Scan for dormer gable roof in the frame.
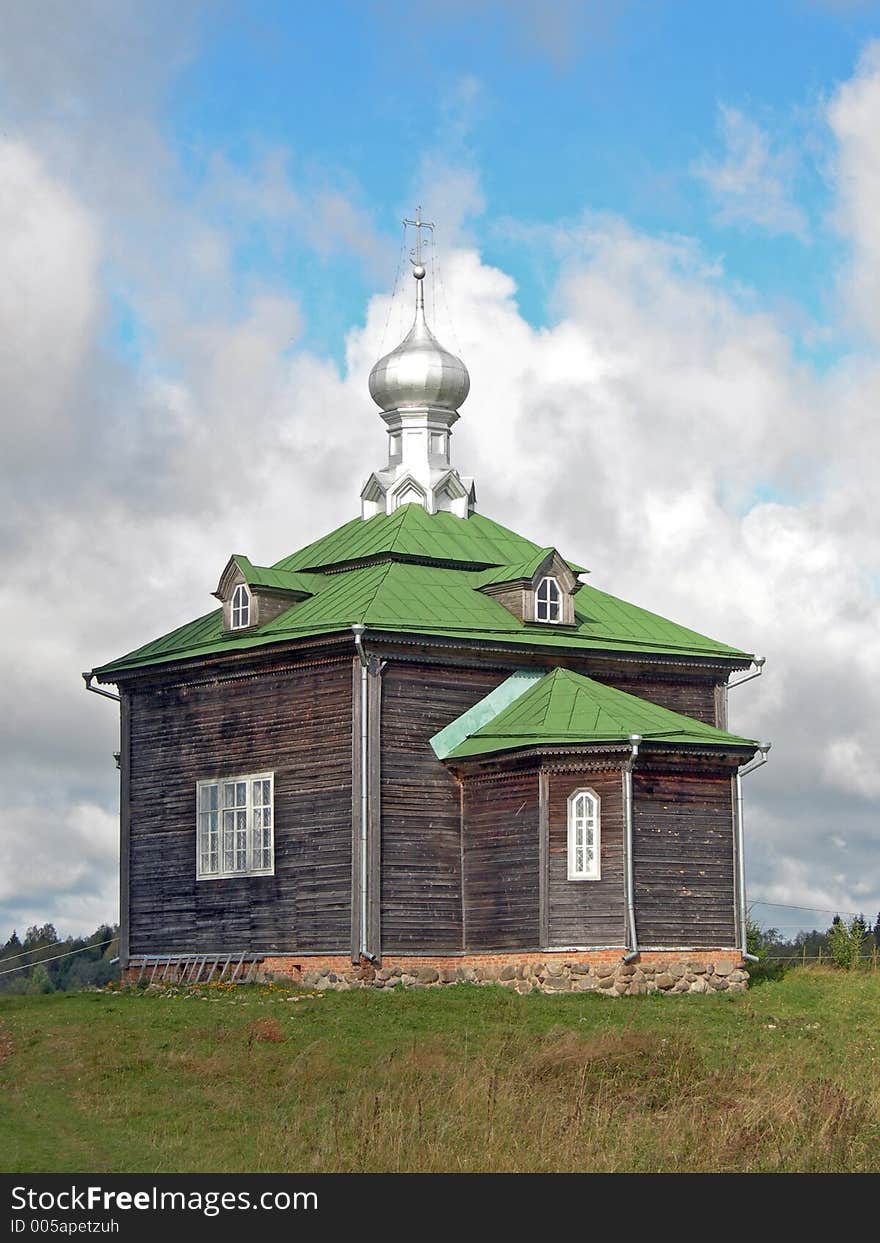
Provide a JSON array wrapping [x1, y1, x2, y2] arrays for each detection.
[[213, 555, 323, 602], [474, 547, 583, 596]]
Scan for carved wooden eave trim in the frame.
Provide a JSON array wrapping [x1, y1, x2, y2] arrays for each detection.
[[98, 631, 353, 688], [97, 624, 749, 689], [447, 744, 631, 781], [356, 630, 750, 674], [118, 650, 354, 694], [447, 739, 753, 781]]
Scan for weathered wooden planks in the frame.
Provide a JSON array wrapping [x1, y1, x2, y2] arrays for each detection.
[[128, 656, 353, 956], [462, 771, 540, 950], [632, 771, 737, 947], [379, 662, 506, 952]]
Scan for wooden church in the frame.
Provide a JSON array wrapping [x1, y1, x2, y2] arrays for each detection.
[[87, 221, 768, 996]]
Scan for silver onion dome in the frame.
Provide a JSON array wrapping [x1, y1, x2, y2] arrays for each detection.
[[369, 270, 470, 413]]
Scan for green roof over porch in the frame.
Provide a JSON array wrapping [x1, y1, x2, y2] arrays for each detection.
[[440, 667, 757, 760]]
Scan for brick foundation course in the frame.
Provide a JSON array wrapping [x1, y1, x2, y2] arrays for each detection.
[[125, 949, 748, 995]]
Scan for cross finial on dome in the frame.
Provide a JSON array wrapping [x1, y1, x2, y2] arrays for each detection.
[[403, 205, 433, 278]]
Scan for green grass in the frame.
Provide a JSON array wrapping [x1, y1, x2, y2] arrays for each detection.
[[1, 969, 878, 1173]]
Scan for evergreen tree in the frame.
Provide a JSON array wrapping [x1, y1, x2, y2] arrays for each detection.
[[27, 964, 54, 995]]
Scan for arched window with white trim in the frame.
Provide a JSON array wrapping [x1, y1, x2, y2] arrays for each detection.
[[231, 583, 250, 629], [536, 576, 562, 623], [567, 788, 600, 880]]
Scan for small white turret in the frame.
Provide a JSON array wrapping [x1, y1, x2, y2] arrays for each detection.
[[361, 210, 475, 520]]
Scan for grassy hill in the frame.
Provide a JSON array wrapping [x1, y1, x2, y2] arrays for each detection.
[[1, 968, 878, 1173]]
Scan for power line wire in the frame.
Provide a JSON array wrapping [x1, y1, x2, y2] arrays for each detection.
[[0, 938, 115, 978], [750, 901, 873, 919], [0, 936, 84, 963]]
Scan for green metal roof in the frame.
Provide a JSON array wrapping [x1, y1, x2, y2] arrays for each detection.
[[275, 505, 586, 573], [93, 509, 752, 677], [442, 667, 757, 759]]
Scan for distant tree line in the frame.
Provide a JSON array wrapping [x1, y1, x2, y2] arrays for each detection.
[[2, 912, 876, 993], [749, 911, 880, 970], [0, 924, 119, 994]]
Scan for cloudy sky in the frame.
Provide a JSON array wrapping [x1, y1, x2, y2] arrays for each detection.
[[2, 0, 878, 939]]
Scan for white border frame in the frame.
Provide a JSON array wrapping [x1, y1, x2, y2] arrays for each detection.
[[536, 575, 562, 624], [230, 582, 251, 630], [195, 770, 275, 881], [567, 787, 601, 881]]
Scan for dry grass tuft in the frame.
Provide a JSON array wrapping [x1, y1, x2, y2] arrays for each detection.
[[246, 1018, 285, 1045], [0, 1020, 14, 1065]]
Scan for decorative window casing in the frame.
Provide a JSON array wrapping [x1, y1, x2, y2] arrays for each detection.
[[196, 772, 274, 879], [536, 576, 562, 623], [567, 788, 600, 880], [230, 583, 251, 629]]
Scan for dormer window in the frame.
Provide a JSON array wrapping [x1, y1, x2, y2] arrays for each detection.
[[231, 583, 250, 629], [536, 576, 562, 623]]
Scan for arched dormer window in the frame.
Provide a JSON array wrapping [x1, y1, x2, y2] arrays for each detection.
[[567, 789, 600, 880], [536, 576, 562, 623], [231, 583, 251, 630]]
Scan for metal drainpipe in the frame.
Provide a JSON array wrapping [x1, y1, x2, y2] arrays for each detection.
[[82, 672, 121, 702], [724, 657, 765, 730], [735, 742, 771, 964], [622, 733, 642, 964], [351, 626, 369, 961]]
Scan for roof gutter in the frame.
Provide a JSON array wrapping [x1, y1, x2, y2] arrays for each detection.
[[729, 655, 765, 689], [735, 742, 771, 964], [622, 733, 642, 964]]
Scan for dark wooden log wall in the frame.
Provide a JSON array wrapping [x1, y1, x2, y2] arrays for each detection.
[[589, 674, 719, 726], [546, 769, 626, 947], [632, 771, 737, 948], [379, 662, 505, 952], [462, 771, 540, 950], [394, 644, 727, 727], [128, 656, 352, 956]]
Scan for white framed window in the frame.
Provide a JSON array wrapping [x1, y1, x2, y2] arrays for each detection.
[[567, 788, 600, 880], [196, 772, 274, 880], [230, 583, 251, 629], [430, 431, 446, 456], [536, 576, 562, 623], [389, 432, 402, 459]]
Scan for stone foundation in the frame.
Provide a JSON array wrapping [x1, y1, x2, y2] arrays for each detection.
[[124, 949, 748, 995]]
